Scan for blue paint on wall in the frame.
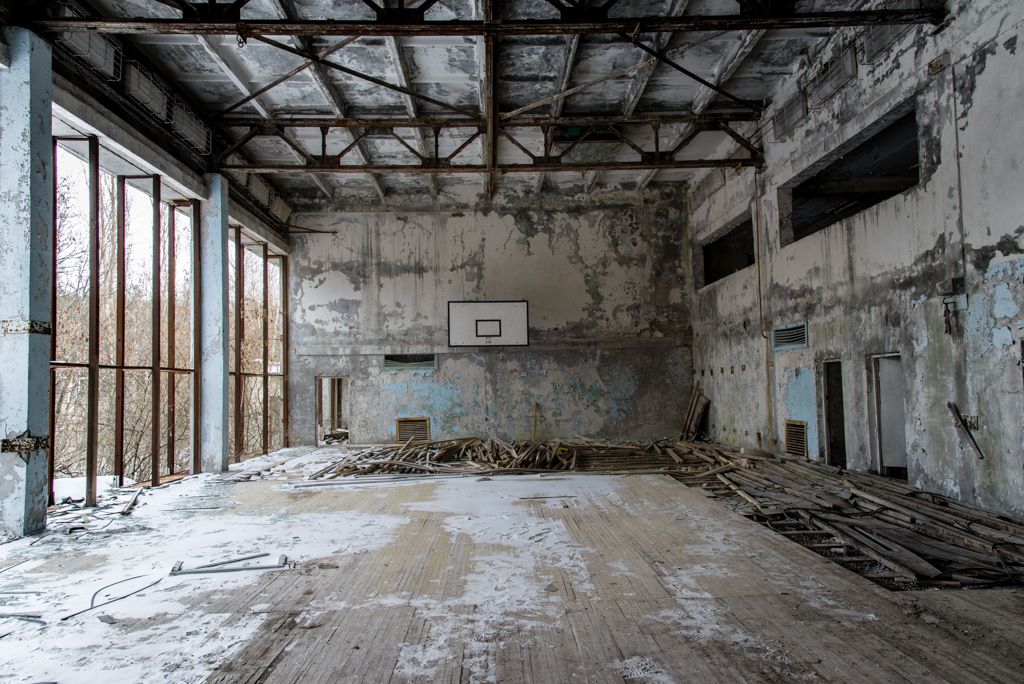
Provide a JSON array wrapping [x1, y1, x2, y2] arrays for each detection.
[[783, 367, 819, 457]]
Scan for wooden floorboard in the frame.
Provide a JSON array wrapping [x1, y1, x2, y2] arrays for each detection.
[[204, 474, 1024, 683]]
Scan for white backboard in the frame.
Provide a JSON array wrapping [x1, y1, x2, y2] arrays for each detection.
[[448, 301, 529, 347]]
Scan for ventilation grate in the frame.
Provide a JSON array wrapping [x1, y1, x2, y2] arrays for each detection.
[[772, 322, 809, 351], [807, 46, 857, 107], [396, 417, 430, 443], [383, 354, 436, 371], [784, 420, 808, 459], [862, 23, 912, 63], [773, 92, 808, 139]]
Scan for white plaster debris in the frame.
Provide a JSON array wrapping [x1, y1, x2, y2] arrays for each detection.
[[614, 655, 678, 684], [0, 455, 407, 683]]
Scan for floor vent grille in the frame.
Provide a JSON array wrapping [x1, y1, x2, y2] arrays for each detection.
[[784, 420, 808, 459], [396, 417, 431, 443]]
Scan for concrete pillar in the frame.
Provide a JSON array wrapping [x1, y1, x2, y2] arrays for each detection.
[[198, 174, 230, 473], [0, 29, 53, 539]]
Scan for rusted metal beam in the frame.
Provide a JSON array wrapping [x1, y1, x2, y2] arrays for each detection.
[[114, 176, 127, 486], [150, 175, 162, 488], [23, 10, 946, 36], [219, 158, 761, 174], [167, 205, 177, 475], [191, 199, 202, 474], [280, 255, 290, 448], [233, 225, 243, 462], [86, 136, 100, 508], [219, 111, 759, 128], [261, 242, 269, 456]]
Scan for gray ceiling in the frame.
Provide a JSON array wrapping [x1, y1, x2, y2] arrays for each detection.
[[81, 0, 856, 203]]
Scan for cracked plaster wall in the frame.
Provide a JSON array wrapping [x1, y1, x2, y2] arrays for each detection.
[[688, 0, 1024, 515], [288, 190, 691, 444]]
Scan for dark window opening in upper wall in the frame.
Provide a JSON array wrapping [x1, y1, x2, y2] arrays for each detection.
[[787, 110, 919, 243], [701, 218, 756, 287], [383, 354, 437, 371]]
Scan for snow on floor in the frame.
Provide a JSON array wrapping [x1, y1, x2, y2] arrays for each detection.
[[0, 448, 406, 684]]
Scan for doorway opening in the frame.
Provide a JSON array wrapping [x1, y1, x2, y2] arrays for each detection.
[[316, 376, 349, 445], [871, 354, 908, 480], [823, 360, 848, 468]]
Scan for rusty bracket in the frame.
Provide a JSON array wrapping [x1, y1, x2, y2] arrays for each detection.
[[1, 431, 49, 455], [1, 319, 51, 335]]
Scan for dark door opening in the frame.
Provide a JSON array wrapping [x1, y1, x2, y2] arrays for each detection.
[[823, 361, 847, 468], [874, 355, 908, 480], [316, 376, 349, 445]]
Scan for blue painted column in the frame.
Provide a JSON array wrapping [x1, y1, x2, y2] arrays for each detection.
[[198, 174, 230, 473], [0, 29, 53, 539]]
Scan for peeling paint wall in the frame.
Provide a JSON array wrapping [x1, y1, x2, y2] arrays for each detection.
[[288, 190, 690, 444], [688, 0, 1024, 515]]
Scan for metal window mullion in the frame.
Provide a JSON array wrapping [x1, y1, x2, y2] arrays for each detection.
[[233, 225, 243, 462], [167, 205, 176, 475], [85, 136, 101, 508], [191, 200, 202, 474], [261, 243, 269, 455], [280, 255, 289, 448], [47, 139, 59, 507], [150, 175, 161, 487], [114, 176, 127, 486]]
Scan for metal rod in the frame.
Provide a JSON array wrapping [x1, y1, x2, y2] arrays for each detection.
[[218, 158, 762, 174], [114, 176, 127, 486], [150, 175, 161, 488], [24, 10, 946, 36], [191, 200, 202, 474], [280, 255, 290, 448], [167, 206, 177, 475], [261, 242, 269, 456], [47, 138, 58, 507], [233, 225, 243, 462], [218, 111, 759, 128], [85, 136, 100, 508]]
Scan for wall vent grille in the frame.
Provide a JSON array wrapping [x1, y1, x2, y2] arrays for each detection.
[[807, 46, 857, 106], [396, 417, 431, 443], [772, 322, 809, 351], [383, 354, 437, 371], [784, 420, 808, 459], [773, 92, 808, 139], [862, 23, 912, 63]]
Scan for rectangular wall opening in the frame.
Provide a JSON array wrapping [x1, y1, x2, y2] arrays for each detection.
[[316, 376, 349, 445], [383, 354, 437, 371], [783, 109, 919, 244], [873, 354, 908, 480], [699, 217, 755, 287], [822, 360, 847, 468]]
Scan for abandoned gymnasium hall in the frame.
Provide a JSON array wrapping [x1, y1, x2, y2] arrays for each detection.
[[2, 0, 1024, 681]]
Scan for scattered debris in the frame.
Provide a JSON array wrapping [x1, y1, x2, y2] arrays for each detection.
[[170, 553, 292, 576], [61, 574, 163, 622], [674, 442, 1024, 590]]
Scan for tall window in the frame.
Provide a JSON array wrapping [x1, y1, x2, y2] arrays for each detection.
[[50, 136, 198, 504], [228, 228, 287, 461]]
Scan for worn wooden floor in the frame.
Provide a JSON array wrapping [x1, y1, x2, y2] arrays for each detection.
[[206, 474, 1024, 683]]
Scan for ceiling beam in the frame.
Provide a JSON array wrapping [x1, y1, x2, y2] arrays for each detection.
[[272, 0, 386, 201], [385, 35, 438, 197], [218, 111, 760, 129], [22, 9, 946, 36], [220, 158, 762, 174], [195, 35, 334, 199], [534, 33, 579, 193], [635, 29, 766, 191], [584, 0, 691, 192]]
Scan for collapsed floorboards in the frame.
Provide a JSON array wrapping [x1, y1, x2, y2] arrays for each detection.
[[206, 473, 1024, 683]]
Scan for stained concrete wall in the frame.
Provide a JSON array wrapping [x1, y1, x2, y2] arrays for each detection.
[[288, 190, 691, 444], [688, 0, 1024, 515]]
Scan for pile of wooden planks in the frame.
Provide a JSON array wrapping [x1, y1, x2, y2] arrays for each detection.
[[308, 437, 708, 480], [673, 442, 1024, 589]]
